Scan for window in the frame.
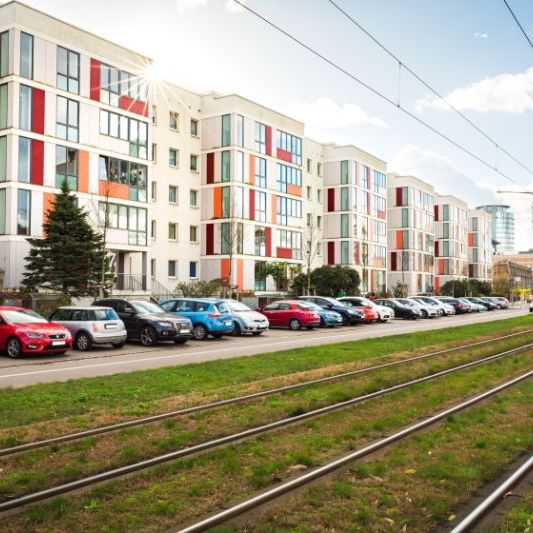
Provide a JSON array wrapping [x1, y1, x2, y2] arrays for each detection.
[[151, 219, 156, 239], [341, 213, 349, 238], [19, 32, 33, 79], [150, 258, 156, 277], [19, 85, 32, 131], [169, 111, 179, 130], [18, 137, 31, 183], [0, 188, 5, 234], [0, 32, 8, 79], [128, 118, 148, 159], [277, 163, 302, 192], [56, 96, 79, 142], [317, 215, 322, 229], [55, 145, 78, 189], [98, 156, 147, 201], [402, 230, 409, 249], [255, 227, 266, 256], [341, 187, 349, 211], [442, 240, 450, 257], [190, 118, 198, 136], [255, 261, 267, 291], [57, 46, 79, 93], [17, 189, 31, 235], [276, 130, 302, 165], [0, 136, 6, 182], [340, 160, 349, 184], [317, 162, 322, 177], [168, 222, 177, 240], [168, 260, 177, 278], [98, 203, 146, 244], [401, 208, 408, 228], [307, 186, 312, 200], [277, 229, 302, 258], [341, 241, 349, 264], [255, 157, 266, 188], [189, 261, 198, 278], [0, 83, 6, 130], [236, 115, 244, 147], [152, 143, 157, 162], [442, 204, 449, 221], [372, 170, 386, 191], [151, 181, 157, 201], [306, 158, 311, 172], [169, 148, 178, 167], [168, 185, 178, 204], [189, 225, 198, 242], [221, 150, 231, 182], [221, 221, 243, 254], [235, 151, 244, 182], [361, 165, 369, 189], [190, 154, 198, 172], [276, 196, 302, 225], [317, 189, 322, 204], [254, 122, 266, 154], [190, 189, 198, 207], [221, 114, 231, 146], [255, 190, 266, 222], [443, 222, 449, 239]]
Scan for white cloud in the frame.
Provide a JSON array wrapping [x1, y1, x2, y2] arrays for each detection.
[[474, 32, 488, 39], [416, 67, 533, 113], [226, 0, 247, 12], [175, 0, 206, 13], [286, 98, 387, 139]]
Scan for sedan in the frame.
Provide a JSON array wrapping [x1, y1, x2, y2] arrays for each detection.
[[410, 296, 455, 316], [303, 302, 343, 327], [435, 297, 469, 314], [397, 298, 439, 318], [464, 297, 496, 311], [258, 301, 321, 330], [374, 299, 420, 320], [295, 296, 365, 325], [0, 306, 72, 358]]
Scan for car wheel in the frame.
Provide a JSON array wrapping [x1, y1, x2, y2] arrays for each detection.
[[75, 332, 92, 351], [174, 338, 188, 344], [421, 310, 428, 318], [288, 318, 301, 330], [233, 322, 242, 336], [193, 324, 208, 340], [140, 326, 158, 347], [6, 337, 22, 358], [113, 341, 126, 348]]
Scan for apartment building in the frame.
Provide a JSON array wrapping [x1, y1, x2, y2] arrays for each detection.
[[467, 208, 492, 282], [0, 1, 152, 290], [322, 144, 387, 293], [386, 174, 435, 295], [434, 194, 469, 292]]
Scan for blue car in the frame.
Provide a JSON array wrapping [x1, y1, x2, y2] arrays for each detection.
[[304, 301, 343, 327], [160, 298, 233, 340]]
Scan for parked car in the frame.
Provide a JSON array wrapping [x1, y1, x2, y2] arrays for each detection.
[[435, 296, 469, 314], [295, 296, 365, 325], [49, 306, 127, 351], [374, 299, 420, 320], [464, 297, 496, 311], [411, 296, 455, 316], [457, 298, 480, 312], [93, 299, 192, 346], [258, 300, 321, 330], [480, 296, 505, 309], [160, 298, 233, 340], [303, 301, 343, 327], [223, 299, 269, 336], [491, 296, 510, 309], [336, 297, 380, 323], [529, 300, 533, 313], [0, 306, 72, 358], [397, 298, 439, 318]]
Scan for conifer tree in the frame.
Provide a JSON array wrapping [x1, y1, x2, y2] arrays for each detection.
[[22, 180, 112, 298]]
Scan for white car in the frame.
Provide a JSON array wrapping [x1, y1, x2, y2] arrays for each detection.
[[224, 299, 269, 335], [411, 296, 455, 316], [397, 298, 439, 318]]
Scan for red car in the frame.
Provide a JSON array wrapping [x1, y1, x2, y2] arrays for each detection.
[[258, 300, 321, 330], [0, 306, 72, 358], [337, 296, 380, 323]]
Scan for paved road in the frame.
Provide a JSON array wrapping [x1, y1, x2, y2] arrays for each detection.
[[0, 309, 529, 388]]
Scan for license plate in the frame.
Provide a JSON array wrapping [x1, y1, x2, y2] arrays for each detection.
[[51, 340, 65, 346], [225, 321, 232, 326], [180, 329, 190, 334], [258, 325, 267, 329], [105, 323, 118, 329]]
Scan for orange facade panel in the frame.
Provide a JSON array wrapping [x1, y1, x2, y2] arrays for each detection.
[[221, 258, 230, 280], [287, 184, 302, 197], [395, 230, 403, 249], [78, 150, 89, 193], [237, 258, 244, 289], [468, 232, 473, 246], [43, 192, 55, 228], [99, 180, 129, 200], [249, 155, 255, 186], [213, 187, 222, 218], [271, 194, 276, 224]]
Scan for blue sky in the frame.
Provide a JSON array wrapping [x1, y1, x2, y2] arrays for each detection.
[[18, 0, 533, 250]]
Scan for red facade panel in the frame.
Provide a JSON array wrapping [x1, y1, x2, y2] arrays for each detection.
[[265, 126, 272, 156], [265, 227, 272, 257], [327, 242, 335, 265], [249, 189, 255, 221], [391, 251, 397, 271], [434, 241, 439, 256], [206, 223, 214, 255], [206, 153, 215, 184], [434, 205, 439, 221], [276, 247, 292, 259], [119, 95, 149, 117], [276, 148, 292, 162], [31, 139, 44, 185], [327, 188, 335, 212], [396, 187, 402, 207], [31, 88, 45, 134], [90, 58, 101, 101]]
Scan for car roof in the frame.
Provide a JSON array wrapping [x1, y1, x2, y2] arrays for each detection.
[[162, 298, 219, 303], [57, 306, 113, 310], [0, 305, 27, 311]]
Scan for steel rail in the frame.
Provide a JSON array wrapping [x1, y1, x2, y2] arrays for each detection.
[[0, 344, 530, 513], [1, 330, 530, 458], [450, 454, 533, 532], [177, 371, 533, 532]]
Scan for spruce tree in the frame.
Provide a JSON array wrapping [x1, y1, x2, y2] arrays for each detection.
[[22, 180, 111, 298]]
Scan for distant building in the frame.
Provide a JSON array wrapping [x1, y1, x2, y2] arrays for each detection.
[[492, 258, 532, 298], [467, 208, 492, 282], [478, 205, 515, 254]]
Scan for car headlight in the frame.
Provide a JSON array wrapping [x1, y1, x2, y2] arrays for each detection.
[[24, 331, 46, 339], [157, 321, 172, 327]]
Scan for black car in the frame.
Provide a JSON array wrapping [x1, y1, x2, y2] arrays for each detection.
[[435, 297, 469, 314], [92, 299, 193, 346], [465, 297, 497, 311], [374, 299, 419, 320], [295, 296, 365, 325]]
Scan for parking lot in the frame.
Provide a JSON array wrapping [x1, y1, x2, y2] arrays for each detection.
[[0, 307, 528, 388]]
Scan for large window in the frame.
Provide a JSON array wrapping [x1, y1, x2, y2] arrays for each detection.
[[55, 145, 78, 189], [255, 227, 266, 256], [255, 261, 267, 291], [341, 241, 349, 264], [0, 32, 9, 78], [277, 229, 302, 258], [221, 150, 231, 182], [18, 137, 31, 183], [221, 221, 243, 254], [255, 190, 266, 222], [277, 163, 302, 192], [340, 160, 349, 184], [0, 188, 5, 234], [341, 213, 349, 238], [254, 122, 266, 154], [19, 85, 32, 131], [340, 187, 349, 211], [372, 170, 386, 191], [442, 204, 449, 221], [57, 46, 80, 93], [277, 196, 302, 225], [19, 32, 33, 79], [100, 64, 148, 106], [221, 114, 231, 146], [17, 189, 31, 235], [0, 84, 6, 130], [98, 155, 147, 202], [57, 96, 79, 142], [255, 157, 266, 188], [0, 136, 6, 182], [276, 130, 302, 165], [99, 110, 148, 159], [221, 186, 230, 218], [236, 115, 244, 147], [401, 208, 408, 228], [361, 165, 369, 189]]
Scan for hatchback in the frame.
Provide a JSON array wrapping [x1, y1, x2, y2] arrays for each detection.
[[295, 296, 364, 325], [160, 298, 233, 340], [435, 297, 469, 314], [223, 299, 269, 336], [411, 296, 455, 316], [0, 306, 72, 358], [374, 299, 420, 320], [258, 301, 321, 330], [50, 306, 127, 351], [397, 298, 439, 318], [302, 301, 343, 327], [337, 296, 381, 323]]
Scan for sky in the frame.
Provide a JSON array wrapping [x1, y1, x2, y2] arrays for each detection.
[[15, 0, 533, 250]]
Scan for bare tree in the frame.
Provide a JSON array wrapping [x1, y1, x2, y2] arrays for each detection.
[[361, 223, 369, 294], [302, 216, 320, 294], [220, 194, 244, 297]]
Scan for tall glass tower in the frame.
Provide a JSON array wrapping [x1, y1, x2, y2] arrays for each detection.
[[477, 205, 515, 254]]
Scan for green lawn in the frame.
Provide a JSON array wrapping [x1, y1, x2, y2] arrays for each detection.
[[0, 315, 530, 429]]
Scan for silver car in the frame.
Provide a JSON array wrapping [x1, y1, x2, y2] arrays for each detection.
[[224, 299, 269, 335], [397, 298, 439, 318], [49, 306, 127, 351], [411, 296, 455, 316]]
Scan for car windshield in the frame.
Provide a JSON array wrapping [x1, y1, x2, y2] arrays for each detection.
[[2, 309, 48, 325], [93, 308, 119, 321], [298, 303, 316, 310], [227, 301, 252, 312], [131, 301, 164, 314], [398, 299, 416, 307], [327, 298, 350, 308]]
